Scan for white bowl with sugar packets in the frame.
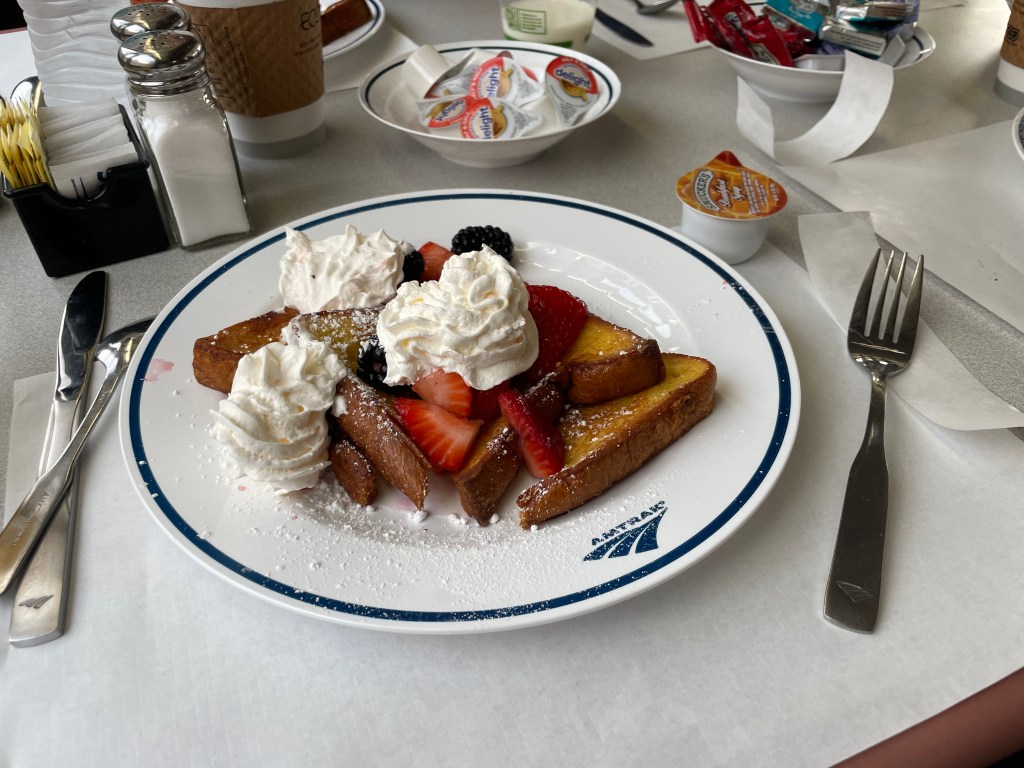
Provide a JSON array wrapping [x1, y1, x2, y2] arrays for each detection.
[[358, 40, 621, 168]]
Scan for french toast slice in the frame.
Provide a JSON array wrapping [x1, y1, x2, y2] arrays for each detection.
[[556, 315, 664, 404], [334, 374, 431, 509], [291, 307, 381, 371], [329, 433, 378, 506], [192, 308, 299, 393], [452, 380, 565, 524], [517, 354, 716, 528], [321, 0, 372, 45]]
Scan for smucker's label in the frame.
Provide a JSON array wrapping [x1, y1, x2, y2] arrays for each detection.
[[676, 151, 787, 219]]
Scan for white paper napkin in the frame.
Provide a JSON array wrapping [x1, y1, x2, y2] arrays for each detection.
[[323, 23, 418, 93], [783, 120, 1024, 335], [736, 53, 894, 165], [3, 373, 51, 524], [798, 211, 1024, 431], [592, 0, 703, 59]]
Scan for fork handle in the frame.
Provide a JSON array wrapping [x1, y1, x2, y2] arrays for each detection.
[[824, 372, 890, 633]]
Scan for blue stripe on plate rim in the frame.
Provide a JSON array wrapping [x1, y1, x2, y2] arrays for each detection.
[[127, 191, 793, 624]]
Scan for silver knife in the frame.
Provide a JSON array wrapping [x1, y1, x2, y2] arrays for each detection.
[[595, 8, 655, 46], [9, 271, 107, 647]]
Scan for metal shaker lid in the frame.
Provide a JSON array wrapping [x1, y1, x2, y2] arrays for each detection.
[[118, 30, 208, 95], [110, 3, 190, 41]]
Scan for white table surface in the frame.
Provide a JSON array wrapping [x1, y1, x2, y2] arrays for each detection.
[[3, 2, 1024, 766]]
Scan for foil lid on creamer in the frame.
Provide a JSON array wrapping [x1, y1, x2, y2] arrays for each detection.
[[676, 151, 787, 219]]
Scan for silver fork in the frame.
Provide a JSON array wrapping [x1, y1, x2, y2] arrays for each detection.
[[824, 249, 924, 633]]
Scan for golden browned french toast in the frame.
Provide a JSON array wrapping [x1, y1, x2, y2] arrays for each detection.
[[292, 307, 381, 371], [329, 433, 378, 506], [517, 354, 716, 529], [556, 315, 664, 404], [453, 380, 565, 524], [193, 308, 299, 394], [334, 374, 431, 509]]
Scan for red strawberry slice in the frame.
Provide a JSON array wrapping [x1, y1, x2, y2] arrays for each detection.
[[418, 241, 454, 281], [412, 370, 473, 417], [469, 381, 511, 422], [498, 390, 565, 478], [394, 398, 482, 472], [520, 284, 588, 386]]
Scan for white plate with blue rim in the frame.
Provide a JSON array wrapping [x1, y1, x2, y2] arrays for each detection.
[[120, 189, 800, 634], [320, 0, 384, 59]]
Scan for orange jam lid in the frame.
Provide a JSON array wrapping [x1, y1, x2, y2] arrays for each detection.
[[676, 151, 787, 220]]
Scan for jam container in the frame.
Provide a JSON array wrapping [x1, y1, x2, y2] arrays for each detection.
[[676, 151, 787, 265]]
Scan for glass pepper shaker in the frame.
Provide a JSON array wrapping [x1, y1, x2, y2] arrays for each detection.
[[117, 30, 252, 250]]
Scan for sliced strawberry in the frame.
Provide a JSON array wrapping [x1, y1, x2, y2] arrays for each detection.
[[520, 284, 588, 386], [470, 381, 511, 422], [393, 398, 482, 472], [498, 390, 565, 478], [412, 370, 473, 417], [418, 241, 454, 281]]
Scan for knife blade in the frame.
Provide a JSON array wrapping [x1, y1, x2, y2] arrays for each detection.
[[595, 8, 655, 46], [9, 270, 106, 646]]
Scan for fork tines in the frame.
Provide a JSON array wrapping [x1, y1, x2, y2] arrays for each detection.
[[850, 249, 924, 347]]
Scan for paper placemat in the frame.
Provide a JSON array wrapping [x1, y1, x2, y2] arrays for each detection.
[[324, 23, 418, 92], [798, 212, 1024, 431], [783, 120, 1024, 336], [592, 0, 703, 59]]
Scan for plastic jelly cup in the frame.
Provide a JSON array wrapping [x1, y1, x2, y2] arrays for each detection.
[[676, 151, 787, 265]]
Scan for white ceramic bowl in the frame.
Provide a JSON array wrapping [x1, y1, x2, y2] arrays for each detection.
[[713, 27, 936, 104], [358, 40, 621, 168]]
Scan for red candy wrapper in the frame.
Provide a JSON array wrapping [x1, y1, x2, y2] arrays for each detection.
[[742, 15, 794, 66], [706, 0, 753, 56]]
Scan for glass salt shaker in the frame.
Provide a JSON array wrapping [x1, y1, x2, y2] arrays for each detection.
[[110, 3, 191, 41], [117, 30, 252, 250]]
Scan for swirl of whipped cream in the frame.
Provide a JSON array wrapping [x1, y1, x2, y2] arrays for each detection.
[[377, 247, 538, 390], [279, 225, 407, 313], [211, 341, 344, 493]]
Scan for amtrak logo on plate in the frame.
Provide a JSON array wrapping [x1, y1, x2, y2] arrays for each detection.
[[584, 500, 666, 561]]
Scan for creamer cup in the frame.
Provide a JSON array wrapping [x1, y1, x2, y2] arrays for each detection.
[[544, 55, 599, 126], [469, 54, 546, 107], [401, 45, 456, 99], [418, 95, 474, 136], [676, 151, 787, 264], [425, 49, 497, 99], [460, 98, 543, 139]]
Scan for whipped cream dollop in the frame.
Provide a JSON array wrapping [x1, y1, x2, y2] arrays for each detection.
[[211, 340, 345, 493], [279, 225, 407, 313], [377, 247, 538, 390]]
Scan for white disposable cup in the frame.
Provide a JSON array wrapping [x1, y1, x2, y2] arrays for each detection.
[[499, 0, 597, 52], [679, 202, 780, 265]]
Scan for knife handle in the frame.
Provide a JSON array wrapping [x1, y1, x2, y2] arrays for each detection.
[[0, 448, 76, 594], [0, 351, 127, 594], [9, 480, 77, 646]]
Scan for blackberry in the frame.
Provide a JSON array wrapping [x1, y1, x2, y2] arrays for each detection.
[[402, 249, 425, 284], [451, 226, 514, 263], [356, 338, 412, 396]]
